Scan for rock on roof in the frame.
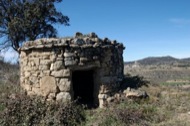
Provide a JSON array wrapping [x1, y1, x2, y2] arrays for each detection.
[[19, 32, 124, 51]]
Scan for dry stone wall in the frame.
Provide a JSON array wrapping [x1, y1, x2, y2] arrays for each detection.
[[19, 32, 125, 108]]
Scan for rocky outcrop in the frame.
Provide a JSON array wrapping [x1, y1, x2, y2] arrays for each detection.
[[124, 87, 148, 99]]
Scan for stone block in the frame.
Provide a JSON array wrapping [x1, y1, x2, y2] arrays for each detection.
[[65, 58, 78, 66], [42, 70, 50, 76], [33, 83, 40, 88], [50, 55, 56, 62], [20, 51, 26, 56], [39, 64, 50, 70], [29, 76, 38, 84], [48, 93, 56, 100], [42, 55, 50, 59], [50, 61, 64, 70], [80, 57, 88, 62], [23, 84, 32, 91], [99, 85, 110, 94], [64, 52, 75, 58], [33, 58, 40, 66], [98, 94, 108, 99], [40, 60, 52, 65], [25, 71, 31, 78], [22, 59, 28, 66], [56, 92, 71, 102], [40, 76, 57, 96], [58, 78, 71, 92], [51, 69, 70, 77], [89, 32, 97, 38], [32, 87, 41, 96], [73, 38, 84, 45], [99, 99, 107, 108]]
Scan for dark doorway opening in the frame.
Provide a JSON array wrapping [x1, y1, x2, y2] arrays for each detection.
[[72, 70, 94, 107]]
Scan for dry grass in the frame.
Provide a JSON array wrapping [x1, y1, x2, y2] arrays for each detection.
[[82, 84, 190, 126], [1, 60, 190, 125]]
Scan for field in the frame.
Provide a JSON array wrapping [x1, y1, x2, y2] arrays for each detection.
[[0, 57, 190, 125]]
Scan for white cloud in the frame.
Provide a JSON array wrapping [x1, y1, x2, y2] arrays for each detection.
[[169, 18, 190, 25]]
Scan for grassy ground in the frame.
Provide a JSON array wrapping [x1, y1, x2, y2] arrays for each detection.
[[81, 84, 190, 126], [0, 60, 190, 125], [1, 82, 190, 126]]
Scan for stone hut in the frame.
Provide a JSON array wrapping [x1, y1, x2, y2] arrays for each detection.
[[19, 32, 125, 108]]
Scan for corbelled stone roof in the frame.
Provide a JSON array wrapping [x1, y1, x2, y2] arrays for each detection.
[[20, 32, 124, 51]]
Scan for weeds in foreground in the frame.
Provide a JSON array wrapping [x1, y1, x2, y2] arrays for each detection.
[[0, 93, 85, 126], [83, 84, 190, 126], [0, 60, 190, 126]]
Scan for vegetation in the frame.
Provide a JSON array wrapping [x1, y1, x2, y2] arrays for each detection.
[[0, 59, 190, 125], [82, 84, 190, 126], [0, 94, 85, 126], [121, 74, 149, 89], [0, 0, 69, 52]]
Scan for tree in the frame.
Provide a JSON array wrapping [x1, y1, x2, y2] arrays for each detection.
[[0, 0, 69, 52]]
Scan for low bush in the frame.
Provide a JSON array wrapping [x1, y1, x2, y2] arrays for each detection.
[[121, 74, 150, 90], [0, 94, 85, 126]]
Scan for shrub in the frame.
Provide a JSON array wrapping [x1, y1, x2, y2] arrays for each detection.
[[0, 94, 85, 126], [121, 74, 149, 89]]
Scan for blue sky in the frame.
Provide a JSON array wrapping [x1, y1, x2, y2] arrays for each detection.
[[55, 0, 190, 61], [1, 0, 190, 62]]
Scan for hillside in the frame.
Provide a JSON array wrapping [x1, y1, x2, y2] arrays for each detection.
[[0, 60, 19, 85], [125, 56, 190, 66], [124, 56, 190, 84]]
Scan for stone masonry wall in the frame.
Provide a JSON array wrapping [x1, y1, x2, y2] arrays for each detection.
[[19, 32, 125, 108]]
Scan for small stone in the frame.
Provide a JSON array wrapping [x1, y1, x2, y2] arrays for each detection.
[[23, 84, 32, 91], [32, 87, 41, 96], [39, 64, 49, 70], [99, 99, 107, 108], [124, 89, 148, 99], [50, 55, 56, 62], [103, 38, 108, 42], [60, 38, 66, 43], [25, 71, 31, 78], [73, 38, 84, 45], [58, 78, 71, 92], [29, 76, 38, 84], [48, 93, 56, 100], [98, 94, 108, 99], [111, 40, 117, 45], [50, 61, 63, 70], [56, 92, 71, 102], [51, 69, 70, 77], [75, 32, 83, 38], [89, 32, 97, 38], [65, 57, 78, 66], [64, 52, 75, 58], [93, 56, 99, 60], [40, 60, 52, 65], [20, 51, 27, 58], [107, 97, 115, 103], [80, 57, 88, 62]]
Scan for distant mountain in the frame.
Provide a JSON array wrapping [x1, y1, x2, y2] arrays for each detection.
[[125, 56, 190, 66], [182, 58, 190, 62], [124, 56, 190, 84]]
